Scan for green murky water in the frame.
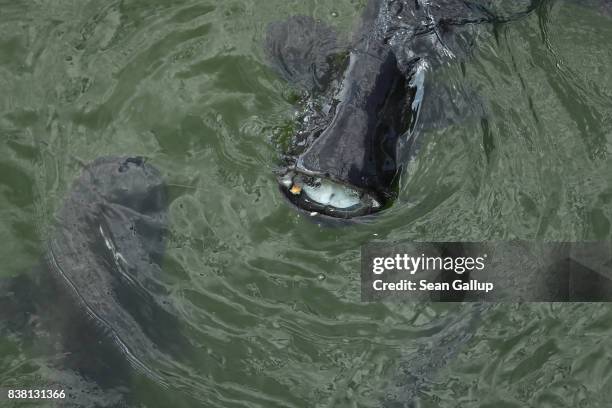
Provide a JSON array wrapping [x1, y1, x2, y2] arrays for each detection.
[[1, 0, 612, 407]]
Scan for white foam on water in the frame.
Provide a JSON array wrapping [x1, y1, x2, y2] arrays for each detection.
[[280, 173, 293, 188]]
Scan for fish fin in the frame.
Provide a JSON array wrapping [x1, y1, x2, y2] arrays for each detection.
[[264, 15, 346, 92]]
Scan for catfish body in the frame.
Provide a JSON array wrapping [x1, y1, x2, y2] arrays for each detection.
[[43, 156, 219, 399]]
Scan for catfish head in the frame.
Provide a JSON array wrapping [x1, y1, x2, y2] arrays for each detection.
[[266, 2, 429, 219], [265, 0, 541, 219]]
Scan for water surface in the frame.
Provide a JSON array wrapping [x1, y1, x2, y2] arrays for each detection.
[[1, 1, 612, 407]]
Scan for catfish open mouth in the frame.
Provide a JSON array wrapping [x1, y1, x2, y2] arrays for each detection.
[[266, 2, 425, 221], [279, 171, 383, 218]]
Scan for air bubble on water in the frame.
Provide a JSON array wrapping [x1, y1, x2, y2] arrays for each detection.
[[317, 273, 326, 281], [331, 11, 338, 18]]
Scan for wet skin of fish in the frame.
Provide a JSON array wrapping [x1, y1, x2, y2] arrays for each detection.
[[267, 0, 547, 219]]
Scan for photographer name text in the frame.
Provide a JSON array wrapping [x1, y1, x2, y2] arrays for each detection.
[[371, 254, 494, 293]]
